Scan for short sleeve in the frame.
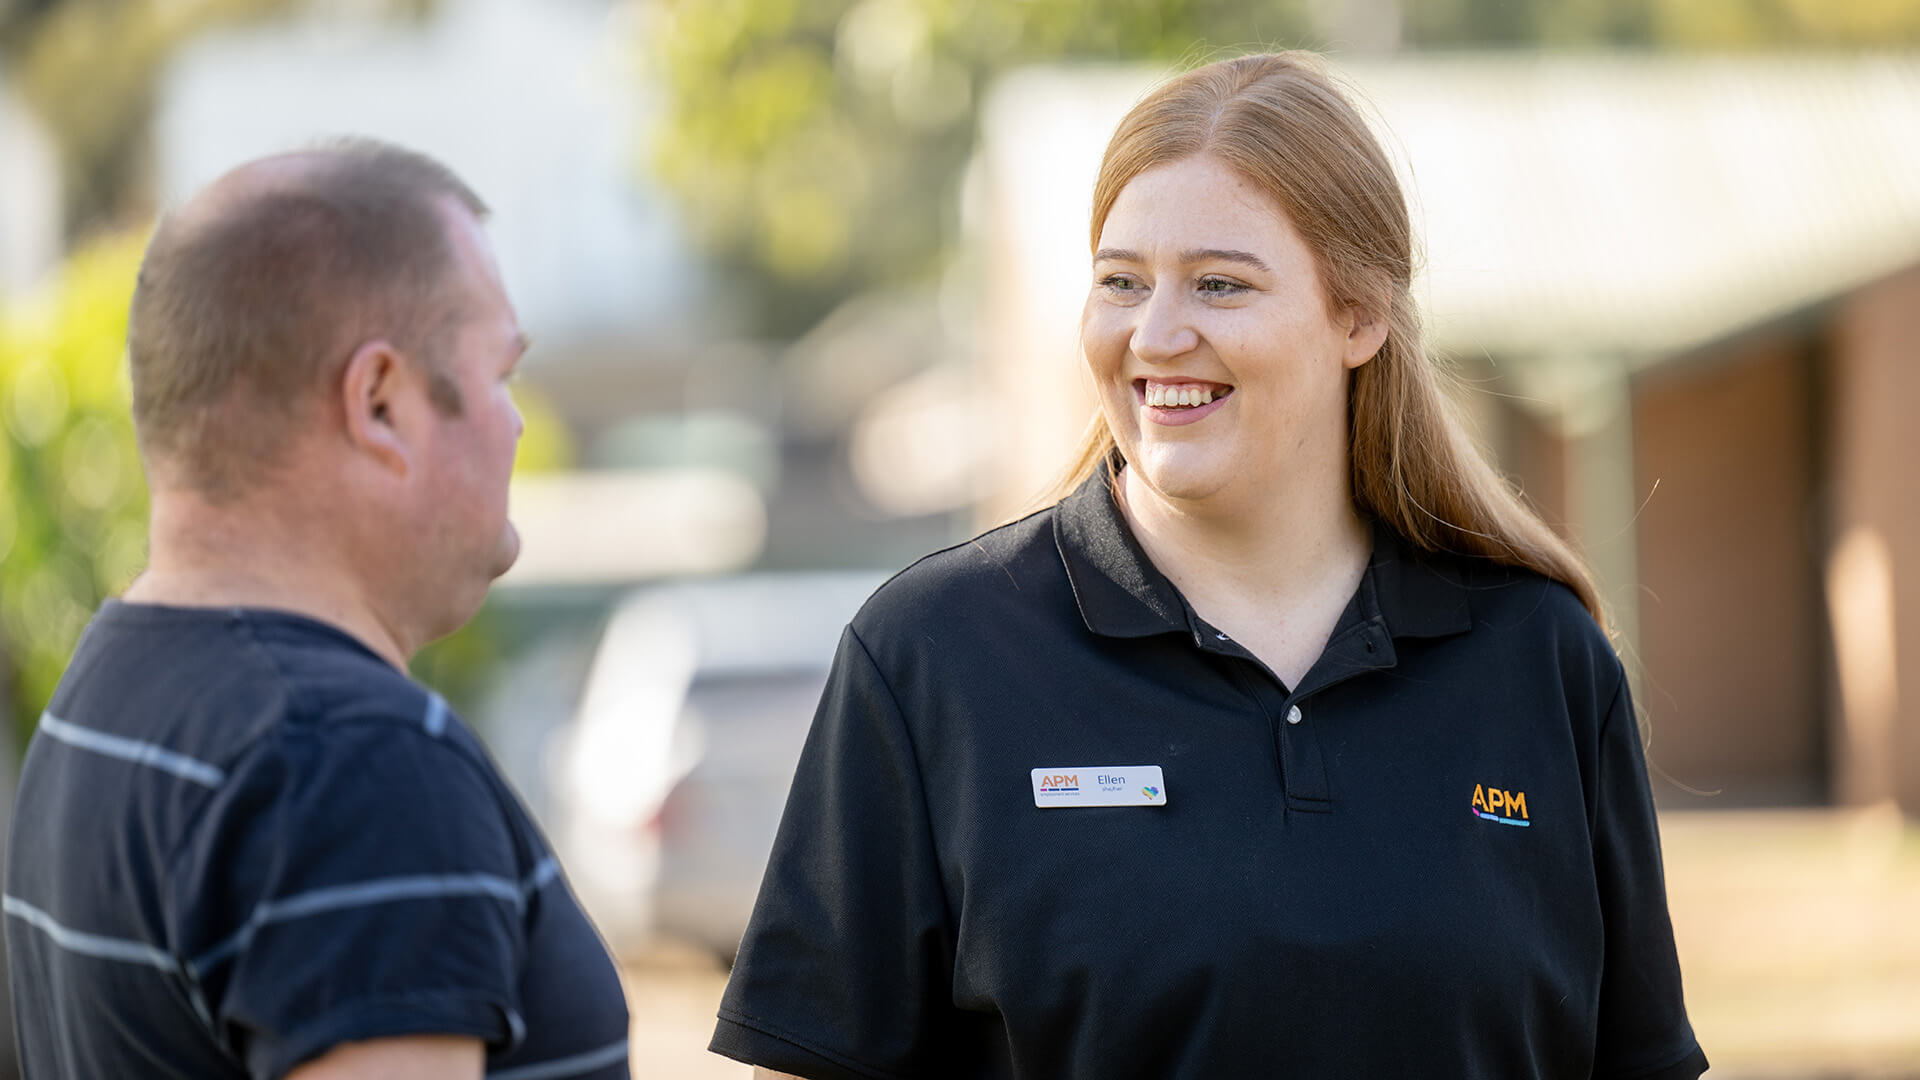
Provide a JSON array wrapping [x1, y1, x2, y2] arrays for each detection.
[[170, 718, 529, 1079], [710, 626, 959, 1080], [1591, 676, 1709, 1079]]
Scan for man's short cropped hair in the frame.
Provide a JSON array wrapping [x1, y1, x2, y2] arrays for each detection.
[[128, 138, 488, 498]]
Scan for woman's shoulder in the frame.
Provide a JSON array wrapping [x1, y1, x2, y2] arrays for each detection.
[[1423, 546, 1623, 679], [1390, 546, 1632, 747], [851, 504, 1074, 642]]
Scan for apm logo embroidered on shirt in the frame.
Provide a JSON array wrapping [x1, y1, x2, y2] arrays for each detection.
[[1471, 783, 1531, 827]]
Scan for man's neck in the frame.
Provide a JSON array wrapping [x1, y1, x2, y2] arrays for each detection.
[[125, 493, 413, 671]]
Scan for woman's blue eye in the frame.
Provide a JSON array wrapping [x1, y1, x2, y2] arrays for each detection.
[[1099, 275, 1140, 291], [1199, 277, 1246, 294]]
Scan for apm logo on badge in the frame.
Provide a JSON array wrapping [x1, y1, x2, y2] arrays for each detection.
[[1036, 773, 1080, 794]]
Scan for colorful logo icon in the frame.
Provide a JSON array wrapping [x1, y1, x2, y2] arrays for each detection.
[[1142, 786, 1161, 800]]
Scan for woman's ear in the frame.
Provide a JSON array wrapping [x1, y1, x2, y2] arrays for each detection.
[[340, 340, 418, 476], [1342, 304, 1389, 369]]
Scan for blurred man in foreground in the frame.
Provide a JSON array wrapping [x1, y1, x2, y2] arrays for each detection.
[[3, 141, 631, 1079]]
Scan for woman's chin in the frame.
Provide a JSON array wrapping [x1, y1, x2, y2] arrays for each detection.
[[1125, 450, 1236, 506]]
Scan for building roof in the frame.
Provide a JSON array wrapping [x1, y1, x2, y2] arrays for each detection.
[[980, 54, 1920, 361]]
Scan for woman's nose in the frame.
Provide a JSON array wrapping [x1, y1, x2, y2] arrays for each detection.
[[1129, 290, 1199, 363]]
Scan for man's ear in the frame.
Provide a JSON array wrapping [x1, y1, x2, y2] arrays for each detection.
[[1342, 304, 1389, 370], [341, 340, 420, 476]]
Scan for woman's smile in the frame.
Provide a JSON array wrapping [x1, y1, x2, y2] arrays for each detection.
[[1135, 378, 1237, 425]]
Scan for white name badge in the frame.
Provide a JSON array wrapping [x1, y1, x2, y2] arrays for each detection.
[[1031, 765, 1167, 808]]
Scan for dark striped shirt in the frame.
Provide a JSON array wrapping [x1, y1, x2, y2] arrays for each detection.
[[5, 602, 630, 1079]]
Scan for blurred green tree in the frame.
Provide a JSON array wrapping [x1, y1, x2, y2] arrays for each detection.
[[0, 231, 574, 747], [0, 234, 147, 749], [1407, 0, 1920, 46], [648, 0, 1314, 336], [646, 0, 1920, 336]]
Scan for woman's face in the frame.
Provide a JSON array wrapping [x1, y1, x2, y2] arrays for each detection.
[[1081, 153, 1379, 509]]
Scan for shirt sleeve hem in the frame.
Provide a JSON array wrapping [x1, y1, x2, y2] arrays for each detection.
[[708, 1011, 909, 1080], [259, 991, 521, 1079], [1598, 1041, 1709, 1080]]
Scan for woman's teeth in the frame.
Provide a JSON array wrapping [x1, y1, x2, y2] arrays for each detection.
[[1146, 384, 1219, 408]]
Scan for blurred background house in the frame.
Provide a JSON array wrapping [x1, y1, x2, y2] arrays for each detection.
[[3, 0, 1919, 1075]]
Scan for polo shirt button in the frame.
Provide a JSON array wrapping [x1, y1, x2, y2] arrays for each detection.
[[1286, 705, 1303, 725]]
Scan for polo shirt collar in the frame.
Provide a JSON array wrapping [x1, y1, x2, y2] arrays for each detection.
[[1053, 462, 1473, 643], [1053, 463, 1190, 638]]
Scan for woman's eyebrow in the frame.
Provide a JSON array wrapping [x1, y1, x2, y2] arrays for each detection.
[[1182, 248, 1271, 272], [1091, 247, 1272, 272]]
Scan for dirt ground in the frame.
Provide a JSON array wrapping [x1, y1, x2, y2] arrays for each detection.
[[1660, 807, 1920, 1078], [622, 957, 746, 1079], [621, 808, 1920, 1078]]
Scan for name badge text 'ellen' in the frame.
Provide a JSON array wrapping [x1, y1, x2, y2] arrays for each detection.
[[1031, 766, 1167, 808]]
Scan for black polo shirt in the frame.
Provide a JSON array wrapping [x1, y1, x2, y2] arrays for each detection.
[[711, 470, 1706, 1079]]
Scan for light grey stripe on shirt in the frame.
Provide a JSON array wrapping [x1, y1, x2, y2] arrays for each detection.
[[37, 712, 227, 788], [522, 855, 561, 894], [488, 1039, 631, 1080], [192, 856, 565, 976], [423, 692, 449, 737], [3, 895, 176, 971]]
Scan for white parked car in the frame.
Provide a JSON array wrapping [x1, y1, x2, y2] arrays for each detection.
[[548, 572, 886, 960]]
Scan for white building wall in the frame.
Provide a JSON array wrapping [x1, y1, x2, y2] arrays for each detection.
[[153, 0, 700, 347], [0, 81, 60, 296]]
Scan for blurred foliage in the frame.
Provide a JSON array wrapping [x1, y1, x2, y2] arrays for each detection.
[[0, 233, 147, 748], [0, 0, 434, 239], [646, 0, 1920, 336], [0, 229, 576, 746], [646, 0, 1311, 335], [1406, 0, 1920, 47]]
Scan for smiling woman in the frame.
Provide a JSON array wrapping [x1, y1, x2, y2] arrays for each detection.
[[1060, 53, 1602, 628], [711, 51, 1707, 1080]]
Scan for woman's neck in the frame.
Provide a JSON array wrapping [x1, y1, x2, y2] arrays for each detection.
[[1121, 465, 1368, 591], [1117, 463, 1372, 686]]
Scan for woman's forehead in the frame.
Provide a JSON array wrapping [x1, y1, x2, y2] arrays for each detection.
[[1097, 155, 1307, 263]]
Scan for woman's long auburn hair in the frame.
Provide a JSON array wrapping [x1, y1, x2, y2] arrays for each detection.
[[1046, 51, 1607, 628]]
